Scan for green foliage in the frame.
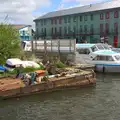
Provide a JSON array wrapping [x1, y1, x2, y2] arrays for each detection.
[[22, 67, 38, 73], [0, 23, 22, 64], [55, 60, 66, 68]]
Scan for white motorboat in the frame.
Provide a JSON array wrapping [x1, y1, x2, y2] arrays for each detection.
[[76, 43, 120, 73]]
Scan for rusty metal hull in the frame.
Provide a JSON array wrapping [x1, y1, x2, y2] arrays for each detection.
[[0, 71, 96, 99]]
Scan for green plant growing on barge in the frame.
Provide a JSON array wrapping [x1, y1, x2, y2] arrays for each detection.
[[55, 60, 66, 68], [0, 23, 22, 64]]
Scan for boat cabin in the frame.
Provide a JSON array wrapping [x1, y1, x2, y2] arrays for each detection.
[[92, 51, 120, 63], [76, 43, 111, 55]]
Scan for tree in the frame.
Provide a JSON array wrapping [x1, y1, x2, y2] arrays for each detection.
[[0, 23, 22, 64]]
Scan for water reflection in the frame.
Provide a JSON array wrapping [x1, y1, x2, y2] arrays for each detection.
[[1, 73, 120, 120]]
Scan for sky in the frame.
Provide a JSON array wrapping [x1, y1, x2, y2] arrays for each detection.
[[0, 0, 113, 27]]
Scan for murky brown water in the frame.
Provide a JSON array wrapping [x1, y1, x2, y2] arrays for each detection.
[[0, 73, 120, 120]]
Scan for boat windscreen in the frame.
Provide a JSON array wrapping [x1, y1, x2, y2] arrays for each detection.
[[91, 45, 98, 52], [114, 55, 120, 61], [96, 44, 105, 50], [103, 44, 111, 50]]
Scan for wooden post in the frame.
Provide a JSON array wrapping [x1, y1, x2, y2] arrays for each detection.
[[58, 39, 60, 59], [35, 38, 37, 51], [31, 40, 33, 52], [69, 39, 72, 53], [74, 39, 76, 53], [43, 38, 47, 63], [51, 39, 52, 52]]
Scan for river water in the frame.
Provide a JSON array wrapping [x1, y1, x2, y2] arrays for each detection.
[[0, 73, 120, 120]]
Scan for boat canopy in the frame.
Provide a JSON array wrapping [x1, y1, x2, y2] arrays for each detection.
[[6, 58, 23, 66], [22, 61, 40, 68], [93, 50, 119, 56], [76, 44, 95, 48]]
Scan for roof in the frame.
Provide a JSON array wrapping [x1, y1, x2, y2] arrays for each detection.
[[34, 0, 120, 21], [93, 50, 119, 56], [76, 44, 95, 48], [12, 24, 32, 30]]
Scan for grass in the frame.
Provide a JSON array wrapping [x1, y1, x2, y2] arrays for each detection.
[[0, 64, 45, 77], [55, 61, 66, 68]]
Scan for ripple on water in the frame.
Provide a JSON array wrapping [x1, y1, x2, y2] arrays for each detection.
[[0, 73, 120, 120]]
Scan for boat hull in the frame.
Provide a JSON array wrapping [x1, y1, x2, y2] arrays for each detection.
[[95, 64, 120, 73]]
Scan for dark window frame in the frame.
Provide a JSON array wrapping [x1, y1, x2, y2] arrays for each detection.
[[100, 13, 104, 20], [80, 16, 82, 21], [91, 14, 93, 21], [106, 12, 110, 19], [84, 15, 87, 21], [114, 11, 119, 18]]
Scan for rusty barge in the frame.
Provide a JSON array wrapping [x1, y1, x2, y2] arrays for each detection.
[[0, 69, 96, 99]]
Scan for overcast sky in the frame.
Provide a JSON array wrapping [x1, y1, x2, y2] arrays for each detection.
[[0, 0, 112, 27]]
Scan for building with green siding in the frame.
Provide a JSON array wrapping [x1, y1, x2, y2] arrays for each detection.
[[34, 0, 120, 48]]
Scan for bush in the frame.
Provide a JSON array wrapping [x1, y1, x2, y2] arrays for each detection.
[[22, 66, 44, 73], [55, 61, 66, 68]]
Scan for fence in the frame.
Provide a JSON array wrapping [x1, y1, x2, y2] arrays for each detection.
[[31, 39, 76, 62], [31, 39, 76, 53]]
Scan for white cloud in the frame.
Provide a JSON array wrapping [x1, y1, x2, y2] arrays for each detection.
[[0, 0, 52, 26]]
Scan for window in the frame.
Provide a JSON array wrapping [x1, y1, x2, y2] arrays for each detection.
[[55, 18, 57, 24], [84, 25, 87, 32], [90, 24, 94, 34], [44, 19, 47, 25], [80, 25, 82, 33], [115, 55, 120, 61], [55, 27, 57, 35], [73, 26, 76, 33], [64, 17, 67, 23], [68, 26, 71, 34], [100, 13, 104, 20], [77, 48, 90, 54], [59, 27, 62, 36], [91, 46, 98, 52], [80, 16, 82, 21], [73, 16, 76, 22], [100, 24, 104, 35], [41, 20, 43, 26], [105, 23, 109, 34], [68, 16, 71, 23], [114, 11, 118, 18], [93, 56, 114, 61], [51, 27, 53, 35], [64, 27, 67, 35], [51, 18, 53, 24], [84, 15, 87, 21], [106, 56, 114, 61], [91, 14, 93, 21], [44, 28, 46, 36], [106, 12, 110, 19], [59, 17, 62, 24], [41, 28, 43, 33], [114, 22, 118, 34]]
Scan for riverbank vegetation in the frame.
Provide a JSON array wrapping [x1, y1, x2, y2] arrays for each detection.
[[0, 23, 23, 64]]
